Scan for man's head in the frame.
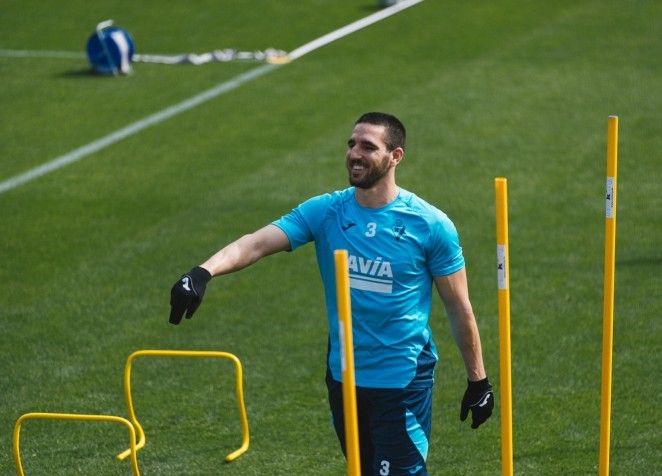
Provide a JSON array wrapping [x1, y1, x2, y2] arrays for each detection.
[[355, 112, 406, 152], [346, 112, 406, 190]]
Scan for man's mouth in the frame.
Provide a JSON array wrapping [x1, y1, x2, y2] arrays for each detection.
[[350, 160, 365, 171]]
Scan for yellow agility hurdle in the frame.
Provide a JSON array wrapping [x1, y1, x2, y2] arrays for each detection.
[[116, 350, 250, 463], [13, 412, 140, 476]]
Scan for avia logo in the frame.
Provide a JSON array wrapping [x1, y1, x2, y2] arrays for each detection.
[[348, 254, 393, 294], [341, 222, 356, 231], [409, 465, 423, 474], [181, 276, 192, 292]]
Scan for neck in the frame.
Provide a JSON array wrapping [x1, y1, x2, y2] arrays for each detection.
[[354, 182, 399, 208]]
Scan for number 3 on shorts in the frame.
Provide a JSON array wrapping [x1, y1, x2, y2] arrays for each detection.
[[380, 460, 390, 475]]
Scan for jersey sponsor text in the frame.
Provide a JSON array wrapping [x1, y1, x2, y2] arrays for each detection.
[[348, 254, 393, 293]]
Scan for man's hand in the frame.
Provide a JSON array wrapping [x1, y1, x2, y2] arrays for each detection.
[[460, 377, 494, 429], [169, 266, 212, 325]]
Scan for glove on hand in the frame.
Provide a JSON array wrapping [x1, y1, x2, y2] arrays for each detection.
[[460, 377, 494, 429], [169, 266, 212, 325]]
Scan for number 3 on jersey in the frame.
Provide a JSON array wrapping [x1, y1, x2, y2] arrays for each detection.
[[365, 222, 377, 238]]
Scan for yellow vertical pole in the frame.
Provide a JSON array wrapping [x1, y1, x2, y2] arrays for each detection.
[[334, 249, 361, 476], [495, 177, 513, 476], [599, 115, 618, 476]]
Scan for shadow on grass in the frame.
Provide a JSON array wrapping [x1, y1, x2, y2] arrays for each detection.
[[56, 68, 110, 79], [616, 256, 662, 267]]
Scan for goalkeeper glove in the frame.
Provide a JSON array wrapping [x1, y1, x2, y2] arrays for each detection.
[[460, 377, 494, 429], [169, 266, 212, 325]]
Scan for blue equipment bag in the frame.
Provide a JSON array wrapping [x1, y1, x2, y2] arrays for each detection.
[[86, 20, 135, 75]]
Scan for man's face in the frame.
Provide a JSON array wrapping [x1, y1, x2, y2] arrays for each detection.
[[345, 123, 393, 189]]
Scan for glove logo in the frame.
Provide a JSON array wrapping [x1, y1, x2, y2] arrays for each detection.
[[478, 393, 491, 407], [181, 276, 192, 292]]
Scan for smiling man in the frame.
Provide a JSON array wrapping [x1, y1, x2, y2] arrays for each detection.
[[169, 112, 493, 475]]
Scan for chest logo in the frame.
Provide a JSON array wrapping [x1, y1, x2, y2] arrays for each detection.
[[392, 220, 406, 241], [347, 254, 393, 294]]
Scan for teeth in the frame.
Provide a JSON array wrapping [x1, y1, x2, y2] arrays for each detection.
[[352, 164, 364, 170]]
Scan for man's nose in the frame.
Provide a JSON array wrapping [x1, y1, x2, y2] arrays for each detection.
[[347, 146, 360, 159]]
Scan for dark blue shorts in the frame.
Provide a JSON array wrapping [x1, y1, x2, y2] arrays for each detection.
[[326, 373, 432, 476]]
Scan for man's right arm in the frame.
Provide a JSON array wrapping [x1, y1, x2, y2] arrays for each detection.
[[200, 224, 291, 277], [169, 224, 290, 324]]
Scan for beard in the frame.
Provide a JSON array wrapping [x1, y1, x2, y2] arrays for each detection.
[[347, 156, 391, 189]]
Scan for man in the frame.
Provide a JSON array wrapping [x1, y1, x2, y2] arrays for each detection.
[[169, 112, 493, 475]]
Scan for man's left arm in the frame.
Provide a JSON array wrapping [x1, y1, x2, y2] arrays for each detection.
[[434, 268, 494, 429]]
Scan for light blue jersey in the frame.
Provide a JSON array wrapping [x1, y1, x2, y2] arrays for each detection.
[[273, 187, 464, 388]]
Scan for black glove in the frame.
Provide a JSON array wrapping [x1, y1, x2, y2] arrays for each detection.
[[460, 377, 494, 429], [169, 266, 212, 325]]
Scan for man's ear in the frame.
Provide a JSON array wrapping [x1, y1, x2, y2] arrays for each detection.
[[391, 147, 405, 166]]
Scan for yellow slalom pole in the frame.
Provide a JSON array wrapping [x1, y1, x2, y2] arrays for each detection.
[[599, 115, 618, 476], [495, 177, 513, 476], [334, 250, 361, 476]]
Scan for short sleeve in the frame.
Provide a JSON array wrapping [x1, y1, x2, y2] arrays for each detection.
[[272, 194, 332, 251], [427, 212, 465, 276]]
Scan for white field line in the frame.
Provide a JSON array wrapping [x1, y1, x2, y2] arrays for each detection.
[[0, 63, 280, 194], [0, 49, 85, 59], [288, 0, 424, 60], [0, 0, 424, 194]]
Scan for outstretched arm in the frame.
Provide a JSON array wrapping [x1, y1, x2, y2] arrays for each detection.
[[169, 224, 290, 324], [200, 224, 291, 276]]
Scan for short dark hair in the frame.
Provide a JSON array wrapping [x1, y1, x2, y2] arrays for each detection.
[[355, 112, 406, 151]]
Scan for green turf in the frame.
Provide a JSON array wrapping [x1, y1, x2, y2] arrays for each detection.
[[1, 1, 660, 474]]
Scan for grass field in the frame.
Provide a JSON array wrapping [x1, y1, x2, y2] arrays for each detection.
[[1, 1, 660, 474]]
